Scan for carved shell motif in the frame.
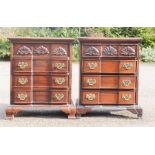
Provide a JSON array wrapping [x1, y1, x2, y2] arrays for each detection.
[[103, 46, 117, 56], [34, 45, 49, 54], [17, 46, 32, 55], [52, 47, 67, 56], [84, 46, 100, 56], [120, 46, 135, 56]]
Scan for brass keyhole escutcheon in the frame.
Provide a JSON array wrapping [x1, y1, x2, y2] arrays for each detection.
[[17, 93, 27, 101], [18, 78, 28, 85], [54, 93, 64, 101], [87, 62, 97, 69], [122, 94, 132, 101], [55, 63, 65, 70], [87, 78, 96, 86], [55, 78, 65, 85], [18, 62, 28, 69], [86, 94, 96, 101]]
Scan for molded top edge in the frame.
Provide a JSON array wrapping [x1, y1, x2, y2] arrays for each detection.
[[78, 37, 142, 43]]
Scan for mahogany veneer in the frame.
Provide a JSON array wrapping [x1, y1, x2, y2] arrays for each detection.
[[6, 37, 76, 119], [77, 37, 143, 118]]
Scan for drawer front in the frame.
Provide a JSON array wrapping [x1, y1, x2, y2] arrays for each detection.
[[119, 61, 137, 73], [33, 44, 50, 56], [13, 44, 33, 56], [13, 91, 31, 104], [102, 45, 137, 57], [82, 75, 136, 89], [81, 90, 136, 105], [51, 90, 68, 104], [81, 91, 99, 104], [33, 75, 49, 87], [13, 75, 31, 87], [102, 45, 119, 57], [119, 45, 137, 57], [82, 45, 101, 57], [33, 91, 50, 104], [119, 76, 136, 89], [82, 60, 101, 73], [82, 75, 100, 89], [119, 91, 135, 104], [51, 44, 69, 57], [100, 91, 118, 104], [14, 59, 32, 73], [51, 75, 68, 88], [51, 60, 68, 73], [102, 60, 137, 74], [33, 59, 49, 73]]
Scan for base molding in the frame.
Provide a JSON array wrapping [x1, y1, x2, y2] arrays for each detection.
[[5, 104, 76, 120], [76, 100, 143, 119]]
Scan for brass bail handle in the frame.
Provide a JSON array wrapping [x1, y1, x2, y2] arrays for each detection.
[[88, 62, 97, 69], [86, 94, 96, 101], [122, 63, 133, 70]]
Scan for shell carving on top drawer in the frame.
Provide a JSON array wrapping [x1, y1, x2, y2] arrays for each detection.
[[84, 46, 100, 56], [103, 46, 117, 56], [34, 45, 49, 54], [120, 46, 136, 56], [52, 47, 67, 56], [17, 46, 32, 55]]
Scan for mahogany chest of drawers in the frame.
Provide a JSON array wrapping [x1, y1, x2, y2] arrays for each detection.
[[77, 37, 143, 118], [6, 37, 76, 119]]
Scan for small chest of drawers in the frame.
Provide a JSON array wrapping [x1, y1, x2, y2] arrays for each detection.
[[6, 37, 76, 119], [77, 37, 143, 118]]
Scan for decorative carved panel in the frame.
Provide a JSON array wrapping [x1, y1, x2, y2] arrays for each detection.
[[84, 46, 100, 56], [34, 45, 49, 54], [103, 46, 117, 56], [52, 47, 67, 56], [17, 46, 32, 55], [120, 46, 135, 56]]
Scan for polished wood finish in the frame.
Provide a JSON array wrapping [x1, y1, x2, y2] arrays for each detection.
[[6, 37, 76, 119], [78, 37, 143, 118]]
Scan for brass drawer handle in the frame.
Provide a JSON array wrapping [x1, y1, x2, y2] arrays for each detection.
[[87, 62, 97, 69], [121, 80, 131, 87], [122, 94, 132, 101], [54, 93, 64, 101], [55, 63, 65, 70], [87, 78, 96, 86], [18, 78, 28, 85], [17, 93, 27, 100], [86, 94, 96, 101], [122, 63, 133, 70], [55, 78, 65, 85], [18, 62, 28, 69]]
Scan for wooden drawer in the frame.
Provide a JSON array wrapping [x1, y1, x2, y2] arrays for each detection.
[[82, 75, 136, 89], [13, 91, 32, 104], [51, 75, 68, 88], [81, 90, 136, 105], [33, 75, 50, 88], [13, 75, 31, 87], [82, 45, 102, 57], [13, 59, 32, 73], [82, 59, 137, 74], [13, 44, 33, 56], [51, 44, 69, 57]]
